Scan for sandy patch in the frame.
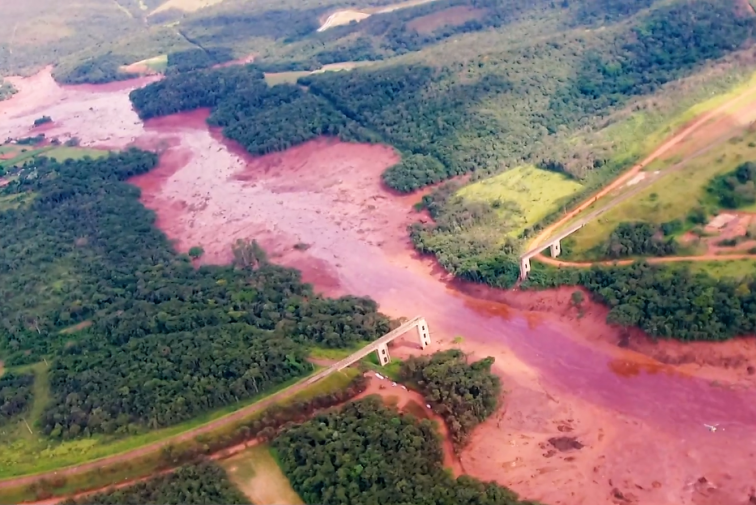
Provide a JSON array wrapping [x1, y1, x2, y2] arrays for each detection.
[[318, 10, 371, 31], [150, 0, 223, 15]]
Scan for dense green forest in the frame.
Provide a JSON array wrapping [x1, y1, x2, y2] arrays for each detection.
[[0, 372, 34, 423], [130, 65, 377, 154], [274, 398, 540, 505], [602, 222, 678, 259], [0, 150, 392, 438], [400, 350, 500, 449], [521, 262, 756, 342], [60, 462, 249, 505], [165, 48, 235, 75], [707, 160, 756, 209]]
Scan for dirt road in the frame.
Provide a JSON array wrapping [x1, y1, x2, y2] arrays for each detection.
[[529, 82, 756, 251]]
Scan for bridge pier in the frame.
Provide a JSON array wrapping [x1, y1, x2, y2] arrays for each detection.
[[520, 256, 531, 280], [416, 318, 431, 348], [376, 343, 391, 366], [550, 240, 561, 258]]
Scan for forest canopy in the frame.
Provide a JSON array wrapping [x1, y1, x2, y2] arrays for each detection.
[[400, 349, 501, 449], [0, 150, 392, 439], [273, 398, 540, 505]]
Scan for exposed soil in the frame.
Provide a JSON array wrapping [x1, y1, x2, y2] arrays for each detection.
[[0, 67, 156, 148], [2, 67, 756, 505], [406, 6, 485, 33], [317, 10, 371, 31]]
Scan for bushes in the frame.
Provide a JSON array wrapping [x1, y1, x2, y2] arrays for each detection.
[[400, 349, 500, 449], [707, 161, 756, 209], [603, 222, 678, 258]]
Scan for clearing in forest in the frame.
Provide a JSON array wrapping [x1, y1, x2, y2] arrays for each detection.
[[317, 0, 439, 31], [119, 55, 168, 75], [458, 164, 583, 236], [406, 6, 486, 33], [150, 0, 223, 15], [221, 445, 304, 505], [264, 61, 374, 86]]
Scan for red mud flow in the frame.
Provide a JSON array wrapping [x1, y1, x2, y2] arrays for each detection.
[[2, 72, 755, 504], [127, 112, 756, 504]]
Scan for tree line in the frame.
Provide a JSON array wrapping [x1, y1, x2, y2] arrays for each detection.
[[274, 398, 542, 505], [0, 150, 392, 439], [602, 222, 678, 259], [0, 79, 16, 101], [60, 462, 249, 505], [400, 349, 500, 449]]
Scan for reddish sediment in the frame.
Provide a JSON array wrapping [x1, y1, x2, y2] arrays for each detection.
[[2, 69, 756, 505]]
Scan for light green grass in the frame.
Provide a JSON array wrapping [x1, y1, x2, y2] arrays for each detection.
[[44, 147, 108, 161], [687, 259, 756, 280], [458, 164, 583, 236], [308, 341, 368, 361], [568, 130, 756, 257], [221, 444, 304, 505]]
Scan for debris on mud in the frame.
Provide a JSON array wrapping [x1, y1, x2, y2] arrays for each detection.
[[548, 436, 584, 452]]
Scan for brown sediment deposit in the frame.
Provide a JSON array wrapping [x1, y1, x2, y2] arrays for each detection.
[[127, 113, 756, 504], [0, 67, 157, 147], [1, 73, 755, 504]]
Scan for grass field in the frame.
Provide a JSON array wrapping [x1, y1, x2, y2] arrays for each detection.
[[687, 259, 756, 279], [567, 130, 756, 257], [221, 445, 304, 505], [458, 164, 584, 237]]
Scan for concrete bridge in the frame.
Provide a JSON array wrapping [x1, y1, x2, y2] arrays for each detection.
[[302, 316, 431, 386], [519, 221, 586, 280]]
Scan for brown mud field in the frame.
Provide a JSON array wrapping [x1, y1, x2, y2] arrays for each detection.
[[2, 69, 756, 505]]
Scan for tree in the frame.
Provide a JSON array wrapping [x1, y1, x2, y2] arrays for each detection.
[[571, 290, 584, 307], [188, 246, 204, 259]]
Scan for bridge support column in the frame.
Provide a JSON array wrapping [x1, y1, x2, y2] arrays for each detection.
[[550, 240, 561, 258], [416, 318, 431, 349], [519, 256, 531, 280], [376, 343, 391, 366]]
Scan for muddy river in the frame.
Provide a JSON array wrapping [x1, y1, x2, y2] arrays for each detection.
[[2, 69, 755, 505]]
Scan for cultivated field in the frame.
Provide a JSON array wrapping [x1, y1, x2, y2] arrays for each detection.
[[222, 445, 304, 505]]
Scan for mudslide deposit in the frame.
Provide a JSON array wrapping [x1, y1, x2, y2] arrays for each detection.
[[2, 69, 755, 505]]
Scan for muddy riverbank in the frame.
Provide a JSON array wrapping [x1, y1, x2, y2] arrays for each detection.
[[2, 68, 755, 505]]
